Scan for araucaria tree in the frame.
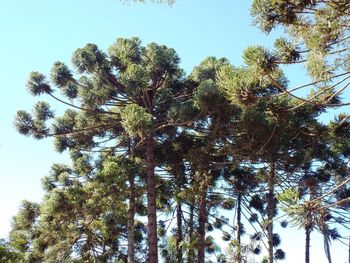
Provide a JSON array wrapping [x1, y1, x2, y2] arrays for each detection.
[[9, 156, 146, 262], [251, 0, 350, 107], [14, 37, 185, 263], [11, 3, 350, 261]]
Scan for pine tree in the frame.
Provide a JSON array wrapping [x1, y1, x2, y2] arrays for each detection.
[[9, 155, 146, 262], [14, 37, 187, 262], [0, 239, 23, 262], [216, 46, 337, 262], [251, 0, 350, 108]]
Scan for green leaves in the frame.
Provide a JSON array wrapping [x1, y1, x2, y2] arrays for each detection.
[[0, 239, 23, 262], [144, 42, 180, 78], [190, 56, 229, 82], [9, 201, 40, 255], [277, 188, 299, 206], [119, 63, 148, 96], [121, 104, 153, 137], [27, 72, 52, 96], [52, 109, 77, 135], [243, 46, 278, 76], [11, 156, 134, 262], [33, 101, 54, 121], [12, 201, 40, 230], [251, 0, 312, 33], [14, 110, 34, 136], [306, 49, 331, 81], [109, 37, 142, 69], [274, 37, 300, 63], [50, 61, 73, 87], [14, 34, 350, 263], [72, 43, 106, 73], [14, 103, 53, 139], [218, 66, 258, 107], [194, 79, 225, 111], [251, 0, 350, 108]]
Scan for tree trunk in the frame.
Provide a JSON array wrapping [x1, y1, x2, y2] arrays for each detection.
[[267, 166, 275, 263], [305, 226, 311, 263], [305, 191, 313, 263], [188, 204, 195, 263], [176, 201, 183, 263], [198, 187, 207, 263], [127, 174, 135, 263], [146, 134, 158, 263], [236, 193, 242, 263]]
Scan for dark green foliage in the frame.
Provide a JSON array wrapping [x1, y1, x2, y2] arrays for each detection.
[[121, 104, 153, 137], [33, 101, 54, 121], [274, 248, 285, 260], [272, 233, 281, 247], [10, 156, 146, 262], [250, 195, 264, 211], [50, 61, 73, 87], [274, 37, 300, 63], [27, 71, 52, 96], [12, 11, 350, 260], [252, 245, 261, 255], [0, 239, 23, 262], [72, 43, 107, 73], [251, 0, 313, 33], [222, 232, 231, 241], [243, 46, 277, 75], [251, 0, 350, 96], [14, 110, 34, 136], [280, 220, 288, 228]]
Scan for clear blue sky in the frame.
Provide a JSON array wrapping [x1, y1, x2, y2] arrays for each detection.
[[0, 1, 348, 262]]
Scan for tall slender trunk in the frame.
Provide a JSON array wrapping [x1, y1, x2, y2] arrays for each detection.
[[267, 165, 275, 263], [175, 172, 184, 263], [127, 174, 135, 263], [305, 187, 314, 263], [305, 226, 311, 263], [176, 201, 183, 263], [188, 204, 195, 263], [198, 186, 207, 263], [236, 193, 242, 263], [146, 134, 158, 263]]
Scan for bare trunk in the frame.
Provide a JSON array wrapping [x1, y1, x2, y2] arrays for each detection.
[[197, 189, 207, 263], [267, 166, 275, 263], [176, 202, 183, 263], [305, 226, 311, 263], [127, 175, 135, 263], [305, 193, 313, 263], [146, 134, 158, 263], [236, 193, 242, 263], [305, 182, 316, 263], [188, 205, 195, 263]]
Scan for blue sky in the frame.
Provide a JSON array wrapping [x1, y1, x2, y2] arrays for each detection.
[[0, 1, 348, 262]]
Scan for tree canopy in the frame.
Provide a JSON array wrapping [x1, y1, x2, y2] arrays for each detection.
[[6, 2, 350, 263]]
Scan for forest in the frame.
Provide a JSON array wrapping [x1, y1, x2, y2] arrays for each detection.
[[1, 0, 350, 262]]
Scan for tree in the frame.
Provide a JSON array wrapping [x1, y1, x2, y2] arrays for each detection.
[[9, 156, 147, 262], [216, 43, 340, 262], [0, 239, 23, 262], [251, 0, 350, 108], [223, 166, 260, 263], [12, 5, 350, 260], [187, 56, 237, 263], [14, 37, 187, 263], [275, 112, 350, 263]]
